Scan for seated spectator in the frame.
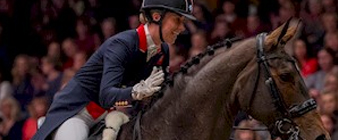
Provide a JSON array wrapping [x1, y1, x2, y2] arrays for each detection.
[[321, 0, 337, 13], [300, 0, 325, 51], [11, 55, 35, 112], [239, 14, 271, 38], [321, 12, 338, 34], [59, 69, 76, 91], [169, 44, 186, 73], [324, 32, 338, 53], [305, 48, 336, 92], [216, 1, 246, 35], [61, 38, 79, 70], [210, 19, 233, 44], [101, 17, 117, 41], [72, 51, 88, 71], [323, 67, 338, 92], [293, 39, 318, 78], [60, 51, 88, 90], [75, 16, 100, 53], [41, 56, 63, 103], [47, 41, 62, 61], [189, 30, 208, 58], [128, 15, 140, 29], [278, 0, 296, 23], [319, 90, 338, 116], [22, 96, 49, 140], [190, 2, 213, 32], [0, 81, 12, 102], [0, 97, 24, 140], [320, 113, 336, 136]]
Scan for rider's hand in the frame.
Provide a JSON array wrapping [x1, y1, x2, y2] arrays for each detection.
[[132, 67, 164, 100]]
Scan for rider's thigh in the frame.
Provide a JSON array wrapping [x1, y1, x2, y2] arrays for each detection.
[[53, 116, 90, 140]]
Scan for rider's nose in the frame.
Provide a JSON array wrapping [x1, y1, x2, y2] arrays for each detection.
[[315, 134, 326, 140]]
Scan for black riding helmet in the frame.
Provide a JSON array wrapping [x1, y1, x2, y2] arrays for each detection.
[[140, 0, 196, 42]]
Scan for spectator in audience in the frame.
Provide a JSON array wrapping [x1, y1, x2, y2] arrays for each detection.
[[0, 81, 11, 102], [30, 71, 46, 97], [22, 96, 49, 140], [210, 19, 233, 44], [240, 14, 271, 38], [321, 12, 338, 34], [324, 32, 338, 53], [75, 16, 100, 54], [11, 55, 35, 112], [59, 69, 76, 90], [319, 90, 338, 116], [320, 113, 336, 136], [322, 0, 337, 13], [47, 41, 62, 61], [128, 15, 140, 29], [323, 67, 338, 92], [60, 51, 87, 91], [293, 38, 318, 77], [169, 44, 186, 73], [279, 0, 296, 23], [101, 17, 117, 41], [305, 48, 336, 91], [73, 51, 88, 71], [68, 0, 85, 16], [30, 0, 57, 45], [190, 2, 213, 32], [189, 30, 208, 58], [0, 70, 12, 102], [41, 56, 63, 103], [301, 0, 325, 51], [0, 97, 24, 140], [216, 0, 246, 34], [61, 38, 79, 70]]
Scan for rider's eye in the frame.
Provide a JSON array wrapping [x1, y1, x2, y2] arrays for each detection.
[[279, 73, 294, 82]]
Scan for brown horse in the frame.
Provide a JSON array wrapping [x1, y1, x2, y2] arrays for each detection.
[[111, 18, 330, 140]]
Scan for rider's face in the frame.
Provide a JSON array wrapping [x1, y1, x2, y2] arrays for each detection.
[[161, 12, 186, 45]]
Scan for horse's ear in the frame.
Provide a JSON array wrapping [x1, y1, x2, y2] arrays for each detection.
[[265, 17, 302, 51]]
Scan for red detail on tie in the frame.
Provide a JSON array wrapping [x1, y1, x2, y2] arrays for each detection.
[[137, 24, 147, 53], [86, 102, 106, 120]]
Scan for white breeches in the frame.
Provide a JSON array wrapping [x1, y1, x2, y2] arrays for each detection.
[[52, 108, 107, 140]]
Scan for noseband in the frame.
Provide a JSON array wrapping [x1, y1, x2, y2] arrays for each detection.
[[241, 33, 317, 140]]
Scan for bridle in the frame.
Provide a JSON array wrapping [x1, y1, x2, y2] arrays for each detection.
[[236, 33, 317, 140]]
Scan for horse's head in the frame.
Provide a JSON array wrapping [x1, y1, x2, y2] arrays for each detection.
[[234, 18, 330, 140]]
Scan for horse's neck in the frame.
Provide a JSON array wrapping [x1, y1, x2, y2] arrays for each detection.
[[123, 39, 256, 140]]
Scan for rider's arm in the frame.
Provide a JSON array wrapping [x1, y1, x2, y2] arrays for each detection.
[[99, 38, 134, 109]]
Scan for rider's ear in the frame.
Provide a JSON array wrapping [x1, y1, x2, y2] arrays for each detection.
[[152, 12, 162, 22]]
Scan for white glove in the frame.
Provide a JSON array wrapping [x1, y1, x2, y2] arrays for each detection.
[[132, 67, 164, 100]]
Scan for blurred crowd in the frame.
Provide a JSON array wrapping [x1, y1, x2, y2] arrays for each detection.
[[0, 0, 337, 139]]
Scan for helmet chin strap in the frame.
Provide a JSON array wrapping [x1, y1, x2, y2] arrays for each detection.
[[158, 20, 165, 43]]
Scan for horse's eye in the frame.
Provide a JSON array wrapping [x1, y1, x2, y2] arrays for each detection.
[[279, 73, 294, 82]]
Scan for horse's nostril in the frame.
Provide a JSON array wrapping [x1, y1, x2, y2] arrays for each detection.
[[315, 134, 326, 140]]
